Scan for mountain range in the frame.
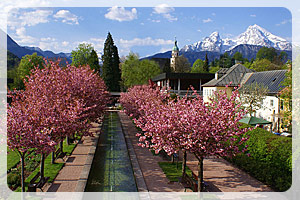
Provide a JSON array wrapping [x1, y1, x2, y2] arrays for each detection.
[[145, 24, 292, 65], [7, 34, 72, 63], [181, 24, 291, 53], [6, 24, 292, 67]]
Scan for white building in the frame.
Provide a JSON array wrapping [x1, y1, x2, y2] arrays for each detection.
[[202, 64, 287, 131]]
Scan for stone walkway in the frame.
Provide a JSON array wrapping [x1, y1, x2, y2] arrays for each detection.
[[46, 111, 272, 193], [46, 121, 101, 192], [118, 111, 273, 192]]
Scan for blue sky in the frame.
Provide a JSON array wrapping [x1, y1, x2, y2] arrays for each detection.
[[7, 6, 292, 58]]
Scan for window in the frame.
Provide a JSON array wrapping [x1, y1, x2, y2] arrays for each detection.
[[270, 99, 274, 107]]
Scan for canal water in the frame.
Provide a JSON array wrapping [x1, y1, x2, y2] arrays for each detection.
[[84, 111, 137, 192]]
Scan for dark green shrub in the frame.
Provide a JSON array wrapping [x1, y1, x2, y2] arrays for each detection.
[[7, 172, 21, 190], [228, 127, 292, 191]]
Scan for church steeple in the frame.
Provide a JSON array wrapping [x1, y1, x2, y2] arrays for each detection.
[[170, 37, 179, 71], [172, 37, 179, 52]]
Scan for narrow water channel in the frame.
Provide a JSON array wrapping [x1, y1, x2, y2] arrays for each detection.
[[85, 111, 137, 192]]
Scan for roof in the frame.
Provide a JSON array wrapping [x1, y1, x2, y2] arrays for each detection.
[[202, 64, 255, 87], [239, 116, 272, 125], [152, 72, 215, 82], [172, 40, 179, 51], [242, 70, 287, 95]]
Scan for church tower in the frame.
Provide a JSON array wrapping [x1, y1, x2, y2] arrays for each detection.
[[170, 37, 179, 71]]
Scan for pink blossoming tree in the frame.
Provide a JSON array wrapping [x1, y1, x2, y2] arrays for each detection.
[[7, 60, 110, 191], [121, 84, 251, 192]]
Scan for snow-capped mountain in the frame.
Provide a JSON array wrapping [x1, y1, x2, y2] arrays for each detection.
[[182, 24, 291, 53]]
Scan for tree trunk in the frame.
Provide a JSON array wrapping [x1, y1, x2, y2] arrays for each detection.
[[19, 152, 26, 192], [40, 153, 45, 179], [60, 139, 63, 152], [51, 151, 55, 164], [66, 136, 70, 145], [181, 150, 187, 177], [195, 154, 204, 192], [171, 154, 174, 164]]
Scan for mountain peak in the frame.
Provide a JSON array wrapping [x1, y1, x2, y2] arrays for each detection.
[[182, 24, 291, 53]]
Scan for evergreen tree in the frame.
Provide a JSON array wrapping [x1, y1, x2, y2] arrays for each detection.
[[203, 53, 209, 72], [88, 49, 101, 73], [102, 32, 121, 91]]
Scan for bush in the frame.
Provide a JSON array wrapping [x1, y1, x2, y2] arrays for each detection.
[[7, 172, 21, 190], [228, 127, 292, 191]]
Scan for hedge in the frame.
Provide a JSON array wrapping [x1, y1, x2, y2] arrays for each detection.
[[228, 127, 292, 191]]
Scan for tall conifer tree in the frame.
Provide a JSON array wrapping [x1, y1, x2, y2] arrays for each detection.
[[203, 53, 209, 72], [102, 32, 121, 91]]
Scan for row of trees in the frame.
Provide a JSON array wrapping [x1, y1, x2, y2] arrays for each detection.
[[7, 61, 110, 192], [120, 84, 252, 191]]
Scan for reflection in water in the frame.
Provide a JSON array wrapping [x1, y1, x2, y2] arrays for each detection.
[[85, 112, 137, 192]]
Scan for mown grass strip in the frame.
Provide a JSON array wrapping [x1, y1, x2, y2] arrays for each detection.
[[158, 161, 193, 182]]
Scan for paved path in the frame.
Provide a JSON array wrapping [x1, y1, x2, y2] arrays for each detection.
[[46, 111, 272, 193], [46, 122, 101, 192], [119, 111, 273, 192], [119, 112, 184, 192]]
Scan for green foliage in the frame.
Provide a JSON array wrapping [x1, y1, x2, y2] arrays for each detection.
[[203, 53, 209, 72], [102, 32, 121, 91], [209, 66, 220, 74], [219, 52, 235, 68], [7, 51, 20, 70], [229, 127, 292, 191], [10, 53, 44, 90], [7, 148, 20, 170], [88, 49, 101, 73], [238, 82, 269, 116], [232, 52, 244, 62], [191, 59, 205, 73], [158, 162, 193, 182], [249, 58, 283, 72], [121, 53, 161, 88], [7, 172, 21, 190], [279, 62, 292, 130], [71, 43, 100, 72], [71, 43, 93, 66], [174, 55, 191, 72]]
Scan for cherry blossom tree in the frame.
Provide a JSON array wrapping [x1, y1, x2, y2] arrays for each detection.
[[7, 60, 110, 191], [7, 91, 56, 192], [122, 84, 252, 192]]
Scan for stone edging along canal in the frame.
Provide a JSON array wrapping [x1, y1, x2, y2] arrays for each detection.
[[75, 110, 147, 192], [74, 120, 103, 192], [118, 111, 148, 192]]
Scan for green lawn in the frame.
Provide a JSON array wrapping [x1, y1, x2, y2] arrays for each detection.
[[158, 161, 193, 182], [13, 138, 78, 192], [7, 148, 20, 170]]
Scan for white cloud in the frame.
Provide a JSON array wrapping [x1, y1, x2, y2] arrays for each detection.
[[89, 38, 106, 50], [8, 9, 52, 30], [54, 10, 79, 25], [62, 41, 69, 46], [276, 19, 292, 26], [153, 4, 177, 22], [203, 18, 213, 23], [153, 4, 174, 14], [14, 27, 37, 44], [197, 29, 202, 32], [250, 14, 256, 17], [40, 37, 56, 42], [104, 6, 137, 22]]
